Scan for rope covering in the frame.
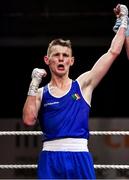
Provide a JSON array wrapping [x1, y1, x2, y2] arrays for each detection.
[[0, 164, 37, 169], [0, 131, 42, 136], [0, 164, 129, 169], [94, 165, 129, 169], [0, 131, 129, 136]]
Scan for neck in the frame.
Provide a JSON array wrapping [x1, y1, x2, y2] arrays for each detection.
[[49, 76, 72, 89]]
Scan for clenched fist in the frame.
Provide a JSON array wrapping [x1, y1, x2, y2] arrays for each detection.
[[28, 68, 47, 96], [31, 68, 47, 80]]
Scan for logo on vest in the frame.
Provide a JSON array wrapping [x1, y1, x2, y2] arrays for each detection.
[[44, 101, 59, 107], [71, 93, 80, 100]]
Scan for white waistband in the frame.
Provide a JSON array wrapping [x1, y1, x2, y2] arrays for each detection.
[[42, 138, 89, 152]]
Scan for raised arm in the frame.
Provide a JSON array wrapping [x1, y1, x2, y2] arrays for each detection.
[[23, 68, 47, 126], [77, 5, 128, 104], [89, 26, 126, 89]]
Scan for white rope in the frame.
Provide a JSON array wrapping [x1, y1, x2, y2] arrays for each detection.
[[0, 164, 37, 169], [90, 131, 129, 135], [0, 164, 129, 169], [0, 131, 42, 136], [0, 131, 129, 136], [94, 165, 129, 169]]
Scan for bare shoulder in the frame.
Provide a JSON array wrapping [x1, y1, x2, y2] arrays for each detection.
[[76, 71, 91, 88], [76, 71, 93, 106]]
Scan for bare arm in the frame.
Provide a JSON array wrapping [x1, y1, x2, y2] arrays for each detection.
[[23, 88, 42, 126], [88, 27, 126, 89], [77, 4, 128, 105], [125, 36, 129, 59], [77, 26, 126, 90], [22, 68, 46, 126]]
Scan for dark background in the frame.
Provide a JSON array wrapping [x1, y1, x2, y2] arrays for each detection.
[[0, 0, 129, 118]]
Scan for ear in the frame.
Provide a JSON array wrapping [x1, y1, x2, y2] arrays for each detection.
[[70, 57, 75, 66], [44, 55, 49, 65]]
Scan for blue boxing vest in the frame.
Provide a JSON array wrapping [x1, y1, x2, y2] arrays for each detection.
[[39, 80, 90, 141]]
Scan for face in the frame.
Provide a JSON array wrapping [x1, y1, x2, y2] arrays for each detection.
[[44, 45, 74, 77]]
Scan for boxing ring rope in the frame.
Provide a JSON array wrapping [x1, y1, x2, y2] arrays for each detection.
[[1, 130, 129, 136], [0, 130, 129, 170]]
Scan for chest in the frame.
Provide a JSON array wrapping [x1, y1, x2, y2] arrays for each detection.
[[48, 85, 72, 98]]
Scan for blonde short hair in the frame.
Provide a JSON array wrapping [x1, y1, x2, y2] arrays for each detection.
[[47, 38, 72, 56]]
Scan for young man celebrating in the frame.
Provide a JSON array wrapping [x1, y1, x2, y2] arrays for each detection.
[[23, 4, 128, 179]]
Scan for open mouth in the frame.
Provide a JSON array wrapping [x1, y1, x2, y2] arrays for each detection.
[[57, 64, 65, 70]]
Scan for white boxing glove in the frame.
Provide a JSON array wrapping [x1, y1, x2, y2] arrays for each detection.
[[28, 68, 47, 96]]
